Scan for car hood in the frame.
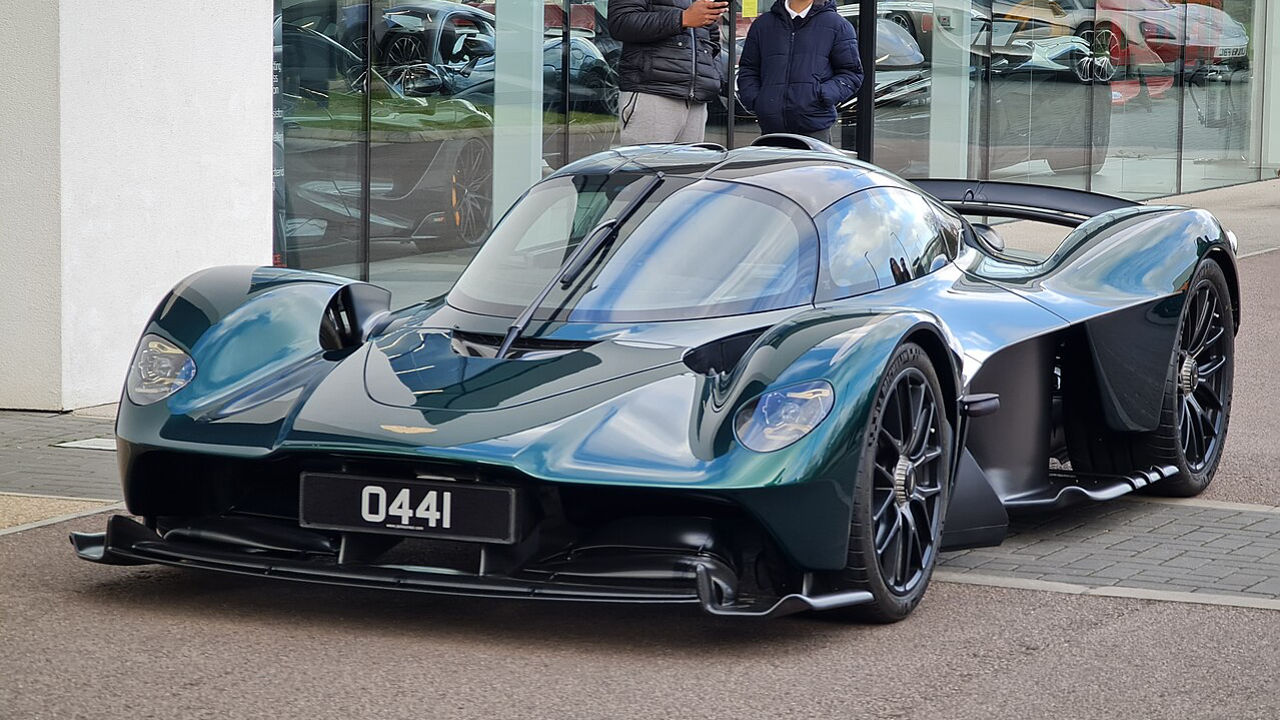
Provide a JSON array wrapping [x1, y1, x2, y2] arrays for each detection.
[[363, 324, 688, 412]]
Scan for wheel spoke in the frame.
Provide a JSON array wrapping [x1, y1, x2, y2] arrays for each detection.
[[873, 489, 895, 523], [1198, 355, 1226, 379], [913, 482, 942, 500], [896, 518, 912, 587], [916, 444, 943, 467], [908, 398, 934, 459], [1179, 400, 1193, 454], [1195, 382, 1223, 412], [893, 380, 913, 450], [876, 508, 902, 555], [873, 462, 896, 488], [1186, 288, 1211, 352], [1187, 398, 1206, 462], [879, 425, 904, 455], [1194, 326, 1225, 359]]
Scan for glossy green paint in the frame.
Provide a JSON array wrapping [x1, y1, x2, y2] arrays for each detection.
[[113, 153, 1240, 572]]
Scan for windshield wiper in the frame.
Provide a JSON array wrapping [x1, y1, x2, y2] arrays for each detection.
[[496, 172, 665, 359]]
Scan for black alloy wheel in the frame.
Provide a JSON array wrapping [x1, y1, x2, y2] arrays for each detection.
[[451, 138, 493, 247], [831, 342, 952, 622], [384, 34, 429, 67], [1065, 260, 1234, 497], [1175, 268, 1232, 475]]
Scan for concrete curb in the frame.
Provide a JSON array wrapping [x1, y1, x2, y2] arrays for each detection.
[[935, 571, 1280, 612], [0, 502, 123, 537]]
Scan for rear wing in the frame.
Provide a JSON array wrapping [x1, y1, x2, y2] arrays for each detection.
[[912, 179, 1139, 228]]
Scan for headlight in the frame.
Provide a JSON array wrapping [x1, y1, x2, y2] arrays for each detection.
[[1139, 21, 1176, 40], [126, 334, 196, 405], [734, 380, 835, 453]]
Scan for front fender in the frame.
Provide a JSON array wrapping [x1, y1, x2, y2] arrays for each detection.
[[118, 266, 389, 452]]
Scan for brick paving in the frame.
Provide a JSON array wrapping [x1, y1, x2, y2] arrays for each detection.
[[0, 411, 119, 500], [2, 409, 1279, 604], [940, 499, 1280, 600]]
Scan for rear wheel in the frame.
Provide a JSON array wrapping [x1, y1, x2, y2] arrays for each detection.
[[830, 343, 952, 622], [1066, 260, 1235, 496]]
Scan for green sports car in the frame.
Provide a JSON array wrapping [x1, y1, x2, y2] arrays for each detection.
[[73, 135, 1238, 621]]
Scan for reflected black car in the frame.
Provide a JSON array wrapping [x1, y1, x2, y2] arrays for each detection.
[[832, 10, 1112, 176], [276, 20, 495, 266], [297, 0, 619, 115]]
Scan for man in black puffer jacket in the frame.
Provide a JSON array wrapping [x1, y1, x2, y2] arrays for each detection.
[[608, 0, 726, 144], [738, 0, 862, 143]]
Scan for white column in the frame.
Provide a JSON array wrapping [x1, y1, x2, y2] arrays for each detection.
[[1254, 0, 1279, 172], [0, 1, 274, 410], [492, 2, 546, 221], [928, 0, 974, 178]]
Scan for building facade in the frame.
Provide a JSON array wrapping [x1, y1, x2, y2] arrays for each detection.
[[2, 0, 1278, 409]]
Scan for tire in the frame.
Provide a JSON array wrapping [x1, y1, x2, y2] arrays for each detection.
[[829, 342, 953, 622], [887, 12, 916, 39], [1067, 260, 1235, 496], [381, 33, 429, 67]]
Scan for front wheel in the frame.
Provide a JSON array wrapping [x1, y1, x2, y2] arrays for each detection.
[[829, 342, 953, 623]]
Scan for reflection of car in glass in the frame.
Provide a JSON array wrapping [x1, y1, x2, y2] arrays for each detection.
[[834, 7, 1112, 176], [1055, 0, 1249, 71], [289, 1, 619, 115], [442, 32, 619, 116], [75, 138, 1239, 623], [867, 0, 1070, 62], [276, 20, 494, 263]]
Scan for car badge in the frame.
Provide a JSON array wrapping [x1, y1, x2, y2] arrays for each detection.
[[380, 424, 437, 435]]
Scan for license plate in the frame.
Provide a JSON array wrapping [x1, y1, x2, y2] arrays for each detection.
[[299, 473, 519, 544], [1216, 46, 1246, 58]]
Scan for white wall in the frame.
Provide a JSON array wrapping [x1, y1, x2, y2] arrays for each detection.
[[0, 2, 274, 410], [0, 5, 64, 410]]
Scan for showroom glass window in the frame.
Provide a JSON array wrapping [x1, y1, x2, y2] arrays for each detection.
[[273, 0, 1273, 309]]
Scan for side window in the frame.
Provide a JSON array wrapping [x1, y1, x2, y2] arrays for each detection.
[[440, 15, 494, 66], [816, 187, 952, 302]]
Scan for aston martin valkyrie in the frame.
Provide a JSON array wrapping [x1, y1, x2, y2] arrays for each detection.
[[74, 136, 1239, 621]]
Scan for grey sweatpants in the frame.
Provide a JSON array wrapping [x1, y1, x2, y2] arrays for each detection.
[[619, 91, 708, 145]]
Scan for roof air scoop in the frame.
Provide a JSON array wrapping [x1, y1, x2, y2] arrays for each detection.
[[749, 133, 841, 154]]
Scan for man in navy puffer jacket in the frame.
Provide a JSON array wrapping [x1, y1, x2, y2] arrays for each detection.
[[738, 0, 863, 143]]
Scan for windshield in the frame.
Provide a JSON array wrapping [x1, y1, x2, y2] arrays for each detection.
[[448, 174, 818, 323]]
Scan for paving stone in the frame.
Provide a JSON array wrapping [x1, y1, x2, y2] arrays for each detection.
[[1120, 579, 1202, 593], [1242, 577, 1280, 596], [1216, 573, 1273, 589], [1161, 555, 1212, 570], [1091, 564, 1145, 580], [1065, 556, 1116, 571]]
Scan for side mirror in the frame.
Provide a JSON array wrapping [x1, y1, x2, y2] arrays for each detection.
[[401, 66, 443, 97], [460, 54, 482, 78], [463, 35, 496, 59]]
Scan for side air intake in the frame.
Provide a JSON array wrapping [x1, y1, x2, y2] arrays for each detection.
[[318, 283, 392, 351]]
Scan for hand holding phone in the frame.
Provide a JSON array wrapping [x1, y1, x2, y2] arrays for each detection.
[[682, 0, 729, 28]]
